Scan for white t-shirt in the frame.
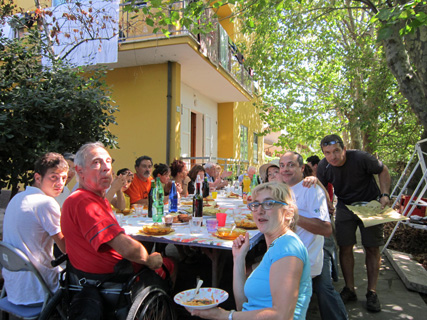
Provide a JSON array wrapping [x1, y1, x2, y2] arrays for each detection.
[[2, 186, 62, 305], [292, 181, 330, 277], [54, 185, 71, 208]]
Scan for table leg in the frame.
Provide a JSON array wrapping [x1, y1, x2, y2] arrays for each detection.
[[202, 248, 227, 287]]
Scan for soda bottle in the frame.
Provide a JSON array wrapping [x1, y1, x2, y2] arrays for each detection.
[[153, 177, 164, 222], [242, 174, 251, 204], [248, 174, 259, 202], [193, 177, 203, 218], [202, 177, 210, 198], [169, 180, 178, 213], [148, 179, 155, 218]]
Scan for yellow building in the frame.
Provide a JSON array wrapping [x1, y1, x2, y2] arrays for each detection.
[[12, 0, 264, 172]]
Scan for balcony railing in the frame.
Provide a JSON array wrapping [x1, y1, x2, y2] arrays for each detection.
[[119, 1, 254, 94]]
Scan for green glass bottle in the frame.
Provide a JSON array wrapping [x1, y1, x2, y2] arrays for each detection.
[[153, 177, 164, 222]]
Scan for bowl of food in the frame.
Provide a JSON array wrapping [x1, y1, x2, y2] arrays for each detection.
[[214, 227, 246, 240], [141, 223, 174, 236], [174, 288, 228, 310]]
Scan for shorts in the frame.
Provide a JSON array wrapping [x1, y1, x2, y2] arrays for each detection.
[[335, 206, 384, 247]]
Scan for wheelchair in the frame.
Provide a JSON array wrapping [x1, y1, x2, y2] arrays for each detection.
[[38, 256, 177, 320]]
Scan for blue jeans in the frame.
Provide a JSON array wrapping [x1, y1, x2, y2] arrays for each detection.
[[312, 242, 348, 320]]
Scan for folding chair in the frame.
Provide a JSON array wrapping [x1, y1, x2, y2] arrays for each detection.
[[0, 241, 54, 319]]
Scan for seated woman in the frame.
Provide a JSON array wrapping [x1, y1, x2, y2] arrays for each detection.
[[186, 164, 205, 195], [152, 163, 171, 196], [212, 164, 229, 190], [189, 182, 312, 320], [170, 159, 189, 197], [106, 168, 133, 212]]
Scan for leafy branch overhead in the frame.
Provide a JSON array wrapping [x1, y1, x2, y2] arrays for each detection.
[[0, 0, 118, 192]]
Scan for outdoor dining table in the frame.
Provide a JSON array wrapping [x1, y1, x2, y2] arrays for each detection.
[[120, 195, 263, 287]]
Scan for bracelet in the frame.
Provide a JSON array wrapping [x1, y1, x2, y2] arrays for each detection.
[[228, 309, 236, 320], [380, 193, 390, 199]]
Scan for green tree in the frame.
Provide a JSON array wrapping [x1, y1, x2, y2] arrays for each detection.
[[227, 0, 423, 173], [0, 6, 118, 195]]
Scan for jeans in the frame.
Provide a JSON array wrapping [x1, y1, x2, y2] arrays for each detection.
[[312, 243, 348, 320]]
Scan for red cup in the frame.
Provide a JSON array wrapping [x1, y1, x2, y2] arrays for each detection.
[[216, 212, 227, 227]]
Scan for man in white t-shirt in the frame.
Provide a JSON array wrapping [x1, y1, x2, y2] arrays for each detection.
[[2, 153, 68, 306], [55, 152, 75, 207], [280, 151, 348, 320]]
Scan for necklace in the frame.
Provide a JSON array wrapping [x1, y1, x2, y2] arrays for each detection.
[[268, 229, 289, 248]]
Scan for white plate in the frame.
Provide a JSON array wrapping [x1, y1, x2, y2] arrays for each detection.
[[172, 221, 189, 226], [174, 287, 228, 310]]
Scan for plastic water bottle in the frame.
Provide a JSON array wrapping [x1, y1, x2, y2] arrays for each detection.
[[169, 180, 178, 213]]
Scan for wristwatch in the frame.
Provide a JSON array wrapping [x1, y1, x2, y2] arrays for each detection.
[[380, 193, 390, 199], [228, 309, 236, 320]]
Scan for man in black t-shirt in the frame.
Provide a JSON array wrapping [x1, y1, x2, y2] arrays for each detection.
[[317, 134, 391, 313]]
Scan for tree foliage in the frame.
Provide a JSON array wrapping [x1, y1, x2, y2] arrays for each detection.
[[224, 0, 424, 175], [0, 1, 118, 192]]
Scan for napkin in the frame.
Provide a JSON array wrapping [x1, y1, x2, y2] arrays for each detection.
[[345, 200, 408, 227]]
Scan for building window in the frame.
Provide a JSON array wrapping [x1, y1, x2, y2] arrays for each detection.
[[253, 133, 258, 163], [240, 125, 248, 161]]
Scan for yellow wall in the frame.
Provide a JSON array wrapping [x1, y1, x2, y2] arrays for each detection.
[[106, 62, 181, 172], [14, 0, 51, 11], [218, 99, 263, 167], [218, 102, 234, 159], [234, 100, 264, 167]]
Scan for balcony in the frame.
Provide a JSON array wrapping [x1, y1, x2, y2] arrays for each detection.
[[114, 1, 255, 101]]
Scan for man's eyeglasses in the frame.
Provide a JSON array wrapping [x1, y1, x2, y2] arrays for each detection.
[[247, 200, 288, 211], [322, 140, 340, 147]]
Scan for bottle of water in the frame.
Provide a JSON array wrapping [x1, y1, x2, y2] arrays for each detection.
[[153, 177, 164, 222], [169, 180, 178, 213]]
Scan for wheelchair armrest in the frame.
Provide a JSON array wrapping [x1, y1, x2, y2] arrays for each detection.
[[51, 254, 68, 267]]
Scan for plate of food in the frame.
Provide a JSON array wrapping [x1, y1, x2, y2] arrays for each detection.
[[226, 192, 240, 198], [172, 213, 191, 225], [180, 207, 220, 216], [235, 218, 257, 229], [180, 200, 194, 206], [213, 227, 246, 240], [140, 224, 174, 236], [174, 288, 228, 311]]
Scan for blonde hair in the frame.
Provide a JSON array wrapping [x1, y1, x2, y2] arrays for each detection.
[[252, 182, 299, 231]]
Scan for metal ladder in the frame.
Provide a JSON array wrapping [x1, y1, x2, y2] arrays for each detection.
[[382, 138, 427, 253]]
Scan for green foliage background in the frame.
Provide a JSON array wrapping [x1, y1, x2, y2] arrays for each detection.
[[0, 29, 118, 191]]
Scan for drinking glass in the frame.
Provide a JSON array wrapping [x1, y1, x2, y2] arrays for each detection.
[[190, 217, 203, 234], [216, 212, 227, 227], [206, 218, 218, 233]]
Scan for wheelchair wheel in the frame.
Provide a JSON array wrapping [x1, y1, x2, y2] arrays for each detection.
[[126, 286, 176, 320], [38, 290, 67, 320]]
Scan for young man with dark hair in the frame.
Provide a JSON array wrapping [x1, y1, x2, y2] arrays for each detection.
[[306, 155, 321, 176], [317, 134, 391, 312], [3, 152, 68, 305]]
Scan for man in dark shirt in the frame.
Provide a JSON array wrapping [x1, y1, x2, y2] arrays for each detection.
[[317, 134, 391, 313]]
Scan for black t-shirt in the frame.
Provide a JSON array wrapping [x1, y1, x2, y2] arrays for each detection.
[[317, 150, 384, 208]]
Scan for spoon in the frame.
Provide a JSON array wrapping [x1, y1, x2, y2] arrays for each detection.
[[228, 224, 236, 236], [187, 279, 203, 302]]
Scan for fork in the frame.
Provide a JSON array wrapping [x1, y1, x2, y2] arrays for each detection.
[[187, 279, 203, 302]]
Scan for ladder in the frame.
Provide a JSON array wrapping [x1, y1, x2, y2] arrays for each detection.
[[382, 138, 427, 253]]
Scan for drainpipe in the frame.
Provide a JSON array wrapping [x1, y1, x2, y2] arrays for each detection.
[[166, 61, 172, 164]]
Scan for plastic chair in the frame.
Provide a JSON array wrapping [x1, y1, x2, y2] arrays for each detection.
[[0, 241, 54, 319]]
